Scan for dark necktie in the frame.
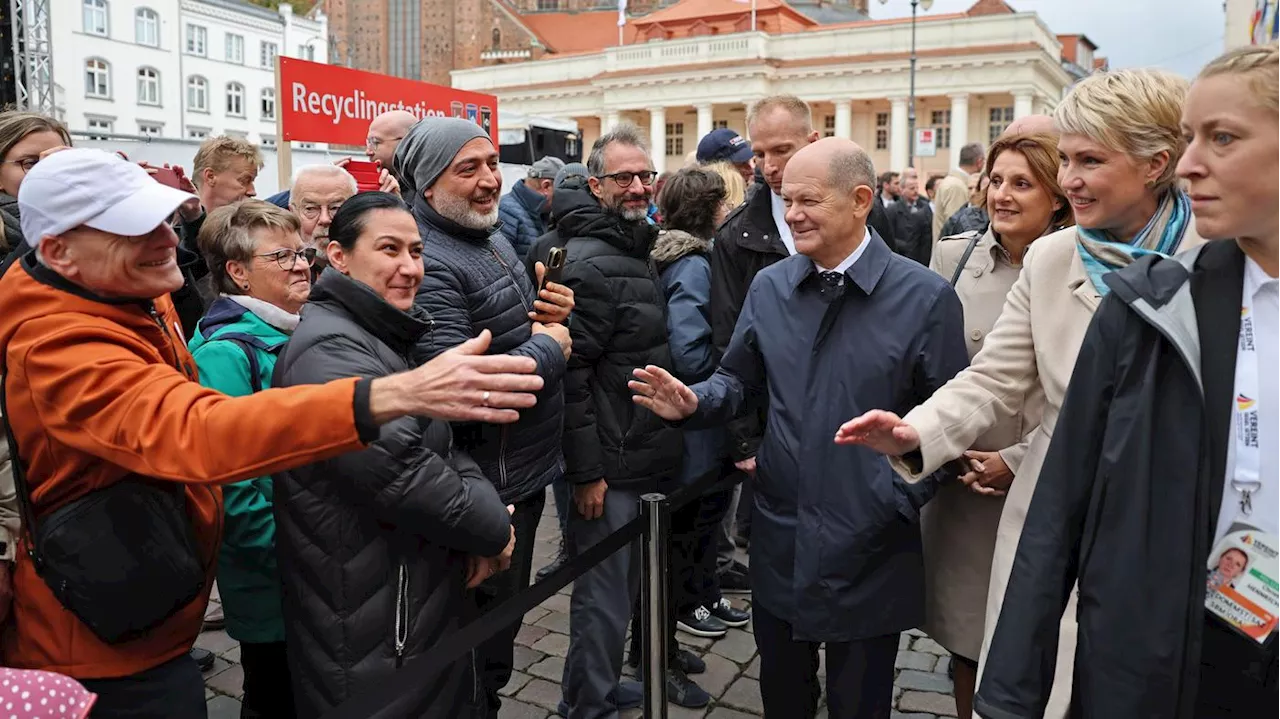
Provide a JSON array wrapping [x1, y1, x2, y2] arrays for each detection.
[[818, 270, 845, 301]]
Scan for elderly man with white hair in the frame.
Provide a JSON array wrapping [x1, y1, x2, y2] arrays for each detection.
[[288, 163, 357, 275], [0, 148, 544, 719]]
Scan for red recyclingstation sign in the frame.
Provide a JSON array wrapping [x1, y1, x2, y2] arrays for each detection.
[[278, 57, 499, 146]]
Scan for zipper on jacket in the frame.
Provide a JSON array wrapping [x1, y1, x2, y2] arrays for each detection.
[[147, 303, 194, 378], [498, 426, 510, 492], [394, 561, 408, 667], [489, 246, 534, 314]]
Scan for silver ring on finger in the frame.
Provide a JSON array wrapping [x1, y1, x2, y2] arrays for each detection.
[[482, 391, 491, 406]]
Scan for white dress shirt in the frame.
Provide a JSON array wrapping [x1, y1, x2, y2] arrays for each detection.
[[1213, 255, 1279, 546], [813, 228, 874, 275], [770, 190, 797, 256]]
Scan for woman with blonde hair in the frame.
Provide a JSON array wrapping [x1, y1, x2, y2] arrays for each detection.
[[0, 111, 70, 265], [971, 44, 1278, 717], [702, 160, 747, 217], [835, 67, 1204, 718], [923, 131, 1071, 718]]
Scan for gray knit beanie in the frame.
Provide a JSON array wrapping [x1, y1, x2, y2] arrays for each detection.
[[393, 117, 489, 201], [554, 162, 589, 189]]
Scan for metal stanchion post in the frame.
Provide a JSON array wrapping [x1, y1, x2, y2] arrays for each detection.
[[641, 492, 670, 719]]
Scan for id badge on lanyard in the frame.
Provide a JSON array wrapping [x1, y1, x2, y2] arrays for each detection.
[[1204, 283, 1279, 645], [1205, 523, 1279, 644]]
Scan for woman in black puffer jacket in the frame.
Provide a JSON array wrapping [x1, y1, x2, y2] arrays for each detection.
[[0, 112, 71, 275], [273, 193, 514, 719]]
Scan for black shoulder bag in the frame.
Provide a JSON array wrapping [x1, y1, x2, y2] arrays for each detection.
[[949, 232, 984, 287], [0, 376, 206, 645]]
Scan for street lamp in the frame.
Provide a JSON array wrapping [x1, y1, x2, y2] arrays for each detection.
[[879, 0, 933, 168]]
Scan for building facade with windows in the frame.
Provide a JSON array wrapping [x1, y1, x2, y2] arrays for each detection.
[[55, 0, 328, 146], [451, 0, 1097, 177]]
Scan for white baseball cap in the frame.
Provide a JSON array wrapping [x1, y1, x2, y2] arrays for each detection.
[[18, 148, 197, 247]]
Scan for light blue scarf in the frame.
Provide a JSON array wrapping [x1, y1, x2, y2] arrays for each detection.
[[1076, 189, 1192, 295]]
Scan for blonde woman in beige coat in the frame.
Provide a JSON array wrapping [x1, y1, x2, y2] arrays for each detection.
[[923, 131, 1072, 719], [835, 68, 1204, 718]]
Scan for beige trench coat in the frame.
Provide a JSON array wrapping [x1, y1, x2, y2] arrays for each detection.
[[919, 229, 1045, 661], [892, 225, 1204, 717]]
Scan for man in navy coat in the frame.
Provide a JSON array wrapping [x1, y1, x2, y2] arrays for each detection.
[[631, 137, 968, 719]]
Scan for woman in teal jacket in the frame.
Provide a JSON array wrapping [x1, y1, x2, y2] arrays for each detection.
[[188, 200, 317, 719]]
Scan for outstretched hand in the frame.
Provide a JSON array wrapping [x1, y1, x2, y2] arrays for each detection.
[[629, 365, 698, 421], [833, 410, 921, 456]]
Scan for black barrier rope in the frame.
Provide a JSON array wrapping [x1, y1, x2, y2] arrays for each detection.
[[320, 467, 730, 719]]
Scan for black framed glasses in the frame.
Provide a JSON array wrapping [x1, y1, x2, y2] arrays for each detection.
[[596, 170, 657, 188], [256, 247, 318, 270]]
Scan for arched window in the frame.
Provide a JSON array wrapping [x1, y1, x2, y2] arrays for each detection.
[[135, 8, 159, 46], [85, 58, 111, 98], [83, 0, 108, 36], [260, 88, 276, 120], [137, 67, 160, 105], [226, 82, 245, 117], [187, 76, 208, 112]]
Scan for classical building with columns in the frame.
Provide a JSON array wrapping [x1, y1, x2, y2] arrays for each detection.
[[452, 0, 1104, 178]]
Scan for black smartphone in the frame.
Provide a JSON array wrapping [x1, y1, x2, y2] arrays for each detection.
[[538, 247, 566, 294]]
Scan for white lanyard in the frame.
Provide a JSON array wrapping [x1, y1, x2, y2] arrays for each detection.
[[1232, 270, 1263, 515]]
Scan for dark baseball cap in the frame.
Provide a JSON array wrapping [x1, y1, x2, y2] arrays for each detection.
[[696, 128, 753, 165]]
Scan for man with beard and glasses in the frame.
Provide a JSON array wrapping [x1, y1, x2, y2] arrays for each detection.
[[555, 123, 690, 719], [287, 164, 356, 278], [393, 117, 575, 719]]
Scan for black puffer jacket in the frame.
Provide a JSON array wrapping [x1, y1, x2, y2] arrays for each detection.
[[273, 269, 512, 719], [411, 200, 566, 504], [888, 196, 934, 266], [0, 193, 29, 279], [556, 187, 681, 489]]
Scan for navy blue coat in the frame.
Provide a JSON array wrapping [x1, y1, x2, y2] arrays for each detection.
[[498, 181, 549, 262], [687, 231, 968, 641]]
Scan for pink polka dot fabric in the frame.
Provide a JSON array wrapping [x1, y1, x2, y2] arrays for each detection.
[[0, 669, 96, 719]]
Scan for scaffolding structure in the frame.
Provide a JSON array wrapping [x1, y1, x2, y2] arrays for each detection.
[[9, 0, 53, 114]]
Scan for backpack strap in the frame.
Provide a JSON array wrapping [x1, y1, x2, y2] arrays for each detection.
[[214, 332, 281, 395]]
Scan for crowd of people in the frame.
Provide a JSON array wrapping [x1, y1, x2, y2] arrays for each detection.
[[0, 41, 1275, 719]]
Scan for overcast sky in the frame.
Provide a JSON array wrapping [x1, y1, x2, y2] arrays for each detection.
[[870, 0, 1227, 78]]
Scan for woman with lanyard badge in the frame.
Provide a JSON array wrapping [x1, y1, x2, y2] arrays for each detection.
[[970, 44, 1278, 717]]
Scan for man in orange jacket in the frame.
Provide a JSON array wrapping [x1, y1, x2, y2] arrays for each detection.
[[0, 148, 544, 718]]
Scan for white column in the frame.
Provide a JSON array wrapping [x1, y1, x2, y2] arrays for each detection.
[[649, 106, 666, 174], [834, 99, 852, 139], [600, 110, 620, 134], [889, 96, 909, 171], [949, 93, 970, 168], [695, 103, 714, 142], [1013, 91, 1035, 120]]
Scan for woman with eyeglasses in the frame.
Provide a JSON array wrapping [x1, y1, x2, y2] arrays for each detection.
[[187, 200, 317, 718], [0, 111, 71, 272]]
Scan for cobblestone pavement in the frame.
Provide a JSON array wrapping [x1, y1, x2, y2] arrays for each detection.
[[200, 488, 959, 718]]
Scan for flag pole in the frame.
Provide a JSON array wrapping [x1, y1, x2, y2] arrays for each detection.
[[751, 0, 757, 31]]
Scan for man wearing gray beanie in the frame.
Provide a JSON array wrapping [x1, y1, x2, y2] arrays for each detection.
[[397, 116, 577, 718]]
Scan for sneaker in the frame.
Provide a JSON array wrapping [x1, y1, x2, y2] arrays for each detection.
[[719, 566, 751, 594], [676, 606, 728, 638], [665, 668, 711, 709], [190, 647, 216, 672], [708, 597, 750, 628], [674, 649, 706, 675], [535, 536, 570, 582]]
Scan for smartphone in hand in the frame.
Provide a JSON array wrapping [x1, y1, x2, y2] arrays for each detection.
[[343, 160, 382, 193], [539, 246, 566, 294]]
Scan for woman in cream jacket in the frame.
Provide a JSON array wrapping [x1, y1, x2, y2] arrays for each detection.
[[923, 131, 1071, 719], [836, 68, 1204, 717]]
